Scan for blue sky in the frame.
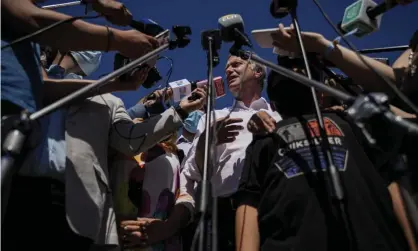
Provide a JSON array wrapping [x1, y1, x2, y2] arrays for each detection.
[[44, 0, 417, 109]]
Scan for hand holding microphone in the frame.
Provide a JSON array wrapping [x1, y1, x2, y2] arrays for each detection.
[[113, 29, 160, 60], [179, 87, 208, 113], [85, 0, 133, 26]]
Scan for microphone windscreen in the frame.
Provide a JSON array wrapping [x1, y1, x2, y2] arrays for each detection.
[[218, 14, 245, 42]]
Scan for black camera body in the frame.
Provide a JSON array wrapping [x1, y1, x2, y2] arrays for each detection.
[[113, 19, 165, 88]]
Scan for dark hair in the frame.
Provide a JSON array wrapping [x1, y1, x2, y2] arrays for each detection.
[[39, 46, 58, 68], [267, 56, 321, 117]]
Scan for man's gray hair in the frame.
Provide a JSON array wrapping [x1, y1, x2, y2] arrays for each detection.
[[249, 58, 267, 89], [228, 54, 267, 89]]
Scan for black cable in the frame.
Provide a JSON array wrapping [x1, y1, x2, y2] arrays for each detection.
[[1, 15, 100, 50], [158, 56, 174, 103], [311, 0, 418, 116], [97, 92, 148, 154]]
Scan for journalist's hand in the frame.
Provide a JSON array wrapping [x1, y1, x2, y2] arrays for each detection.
[[179, 87, 207, 113], [271, 23, 327, 54], [91, 0, 133, 26], [112, 29, 160, 59], [143, 88, 173, 107], [215, 117, 244, 145], [248, 111, 276, 135], [121, 218, 170, 248]]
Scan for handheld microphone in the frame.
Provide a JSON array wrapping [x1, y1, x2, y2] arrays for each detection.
[[168, 77, 226, 102], [218, 14, 253, 47], [270, 0, 297, 18], [339, 0, 398, 37]]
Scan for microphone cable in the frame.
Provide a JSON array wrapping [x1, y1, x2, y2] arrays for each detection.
[[311, 0, 418, 116], [1, 15, 100, 50]]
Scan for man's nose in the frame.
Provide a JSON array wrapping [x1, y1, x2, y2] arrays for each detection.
[[225, 66, 233, 75]]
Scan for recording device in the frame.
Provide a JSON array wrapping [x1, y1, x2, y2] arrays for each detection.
[[270, 0, 297, 18], [251, 27, 299, 57], [113, 19, 168, 88], [339, 0, 397, 37], [168, 77, 226, 102], [218, 14, 252, 48]]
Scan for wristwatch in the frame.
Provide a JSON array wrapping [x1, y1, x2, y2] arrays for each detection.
[[174, 104, 189, 121]]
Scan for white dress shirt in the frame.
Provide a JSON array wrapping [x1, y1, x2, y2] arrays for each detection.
[[176, 97, 281, 213], [176, 135, 193, 159]]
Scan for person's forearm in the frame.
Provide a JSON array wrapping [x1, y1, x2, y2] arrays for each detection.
[[3, 0, 119, 52], [390, 105, 417, 119], [388, 182, 418, 251], [43, 78, 121, 104], [236, 205, 259, 251], [314, 38, 397, 94]]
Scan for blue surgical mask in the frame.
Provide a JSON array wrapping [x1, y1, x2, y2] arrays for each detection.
[[70, 51, 102, 76], [183, 111, 204, 134]]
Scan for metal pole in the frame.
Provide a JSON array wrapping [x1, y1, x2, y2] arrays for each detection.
[[42, 1, 83, 10]]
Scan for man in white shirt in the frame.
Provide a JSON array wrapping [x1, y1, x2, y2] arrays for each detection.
[[120, 54, 281, 250]]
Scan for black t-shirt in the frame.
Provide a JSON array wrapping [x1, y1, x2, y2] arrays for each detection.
[[235, 112, 409, 251]]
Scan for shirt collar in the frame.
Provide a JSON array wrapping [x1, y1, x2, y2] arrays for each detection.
[[231, 97, 271, 111]]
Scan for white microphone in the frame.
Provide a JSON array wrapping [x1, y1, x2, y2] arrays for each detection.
[[168, 77, 226, 102]]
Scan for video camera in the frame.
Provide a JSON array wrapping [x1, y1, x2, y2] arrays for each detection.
[[113, 18, 164, 88]]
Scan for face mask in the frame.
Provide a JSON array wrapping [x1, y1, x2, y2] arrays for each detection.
[[183, 111, 204, 134], [70, 51, 102, 76]]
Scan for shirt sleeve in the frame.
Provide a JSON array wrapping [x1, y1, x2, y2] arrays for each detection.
[[234, 135, 277, 208], [127, 103, 148, 119], [175, 114, 208, 217]]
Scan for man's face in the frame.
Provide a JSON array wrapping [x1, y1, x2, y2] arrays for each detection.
[[225, 56, 259, 97]]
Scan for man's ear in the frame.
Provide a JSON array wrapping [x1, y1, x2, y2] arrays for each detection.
[[253, 66, 263, 79]]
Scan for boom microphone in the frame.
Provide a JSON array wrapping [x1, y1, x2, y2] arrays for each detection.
[[218, 14, 253, 47], [340, 0, 398, 37]]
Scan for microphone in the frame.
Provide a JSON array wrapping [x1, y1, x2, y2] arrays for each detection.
[[168, 77, 226, 102], [340, 0, 397, 37], [218, 14, 253, 47], [130, 18, 165, 37], [270, 0, 297, 18]]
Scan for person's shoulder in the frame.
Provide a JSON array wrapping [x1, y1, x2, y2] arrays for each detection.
[[250, 134, 278, 152]]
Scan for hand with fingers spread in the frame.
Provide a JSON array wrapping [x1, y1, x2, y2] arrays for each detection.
[[120, 218, 170, 248], [215, 117, 244, 145], [270, 23, 327, 54], [247, 111, 277, 135]]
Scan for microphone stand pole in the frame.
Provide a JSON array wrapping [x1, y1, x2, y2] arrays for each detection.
[[198, 30, 221, 251], [1, 26, 192, 190], [289, 8, 356, 250], [42, 1, 83, 9], [358, 45, 409, 54]]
